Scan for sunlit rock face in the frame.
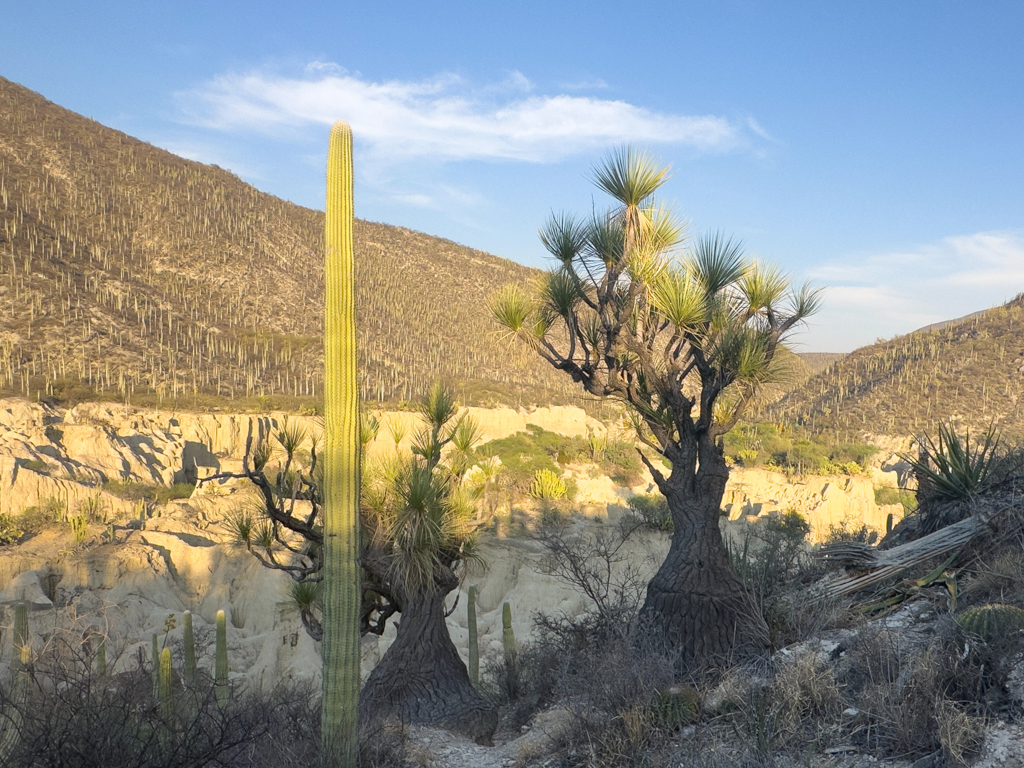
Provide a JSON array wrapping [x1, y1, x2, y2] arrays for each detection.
[[0, 398, 902, 688]]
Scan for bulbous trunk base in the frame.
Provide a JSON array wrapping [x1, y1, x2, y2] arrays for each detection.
[[639, 492, 765, 667], [359, 590, 497, 745]]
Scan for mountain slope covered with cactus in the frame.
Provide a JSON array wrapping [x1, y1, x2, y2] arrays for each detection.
[[0, 75, 576, 408], [770, 295, 1024, 441]]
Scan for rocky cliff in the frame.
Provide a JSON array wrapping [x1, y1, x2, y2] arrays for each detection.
[[0, 397, 907, 692]]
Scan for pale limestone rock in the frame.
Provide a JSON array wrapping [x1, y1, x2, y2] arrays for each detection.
[[0, 570, 51, 609]]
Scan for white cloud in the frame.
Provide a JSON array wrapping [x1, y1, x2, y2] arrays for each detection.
[[176, 65, 745, 162], [806, 231, 1024, 351], [559, 78, 610, 91]]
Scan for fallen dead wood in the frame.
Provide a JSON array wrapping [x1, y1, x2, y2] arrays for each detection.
[[817, 506, 1008, 598]]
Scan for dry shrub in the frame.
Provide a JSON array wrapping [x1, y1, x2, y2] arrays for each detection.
[[936, 699, 985, 767], [723, 653, 842, 763], [834, 620, 996, 763], [768, 654, 843, 747], [0, 615, 411, 768], [962, 548, 1024, 606]]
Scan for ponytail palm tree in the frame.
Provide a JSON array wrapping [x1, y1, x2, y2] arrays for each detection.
[[490, 147, 820, 665], [357, 382, 496, 743], [204, 383, 496, 743]]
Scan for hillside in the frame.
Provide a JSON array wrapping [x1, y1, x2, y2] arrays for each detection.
[[0, 76, 578, 409], [772, 295, 1024, 441]]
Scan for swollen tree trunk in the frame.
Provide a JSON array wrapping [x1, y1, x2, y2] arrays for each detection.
[[639, 441, 764, 666], [359, 589, 498, 745]]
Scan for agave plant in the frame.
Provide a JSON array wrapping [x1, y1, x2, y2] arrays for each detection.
[[906, 421, 1000, 502]]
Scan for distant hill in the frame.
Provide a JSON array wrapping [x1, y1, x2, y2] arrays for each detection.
[[797, 352, 846, 373], [771, 296, 1024, 441], [0, 76, 578, 409]]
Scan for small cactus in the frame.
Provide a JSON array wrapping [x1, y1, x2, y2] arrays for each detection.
[[215, 609, 229, 708], [95, 633, 107, 678], [12, 603, 29, 672], [152, 633, 160, 698], [69, 513, 87, 544], [501, 602, 516, 667], [467, 586, 479, 686], [183, 610, 196, 683], [159, 647, 173, 719], [956, 604, 1024, 642]]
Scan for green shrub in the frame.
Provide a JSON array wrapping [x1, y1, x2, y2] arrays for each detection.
[[736, 449, 760, 467], [627, 493, 672, 532], [478, 426, 564, 491], [724, 421, 878, 475], [600, 441, 644, 485], [875, 486, 918, 513], [20, 458, 48, 473], [102, 480, 195, 505], [0, 513, 24, 544], [19, 495, 68, 530]]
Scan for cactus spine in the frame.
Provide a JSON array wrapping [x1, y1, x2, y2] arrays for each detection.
[[12, 603, 28, 672], [322, 120, 360, 766], [467, 586, 479, 686], [502, 602, 516, 667], [183, 610, 196, 683], [159, 647, 173, 719], [215, 609, 229, 709]]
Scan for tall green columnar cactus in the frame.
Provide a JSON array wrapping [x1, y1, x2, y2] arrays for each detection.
[[215, 609, 229, 709], [502, 602, 516, 667], [159, 647, 173, 720], [183, 610, 196, 683], [322, 120, 360, 766], [12, 603, 28, 672], [467, 586, 479, 686]]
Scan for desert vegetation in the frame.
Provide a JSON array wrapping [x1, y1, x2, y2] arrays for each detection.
[[5, 74, 1024, 768], [773, 296, 1024, 441], [491, 146, 820, 664], [0, 76, 576, 410]]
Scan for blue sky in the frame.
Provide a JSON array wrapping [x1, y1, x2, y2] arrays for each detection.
[[3, 1, 1023, 352]]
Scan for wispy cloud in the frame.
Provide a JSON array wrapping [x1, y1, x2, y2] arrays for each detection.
[[807, 231, 1024, 351], [176, 64, 747, 162]]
